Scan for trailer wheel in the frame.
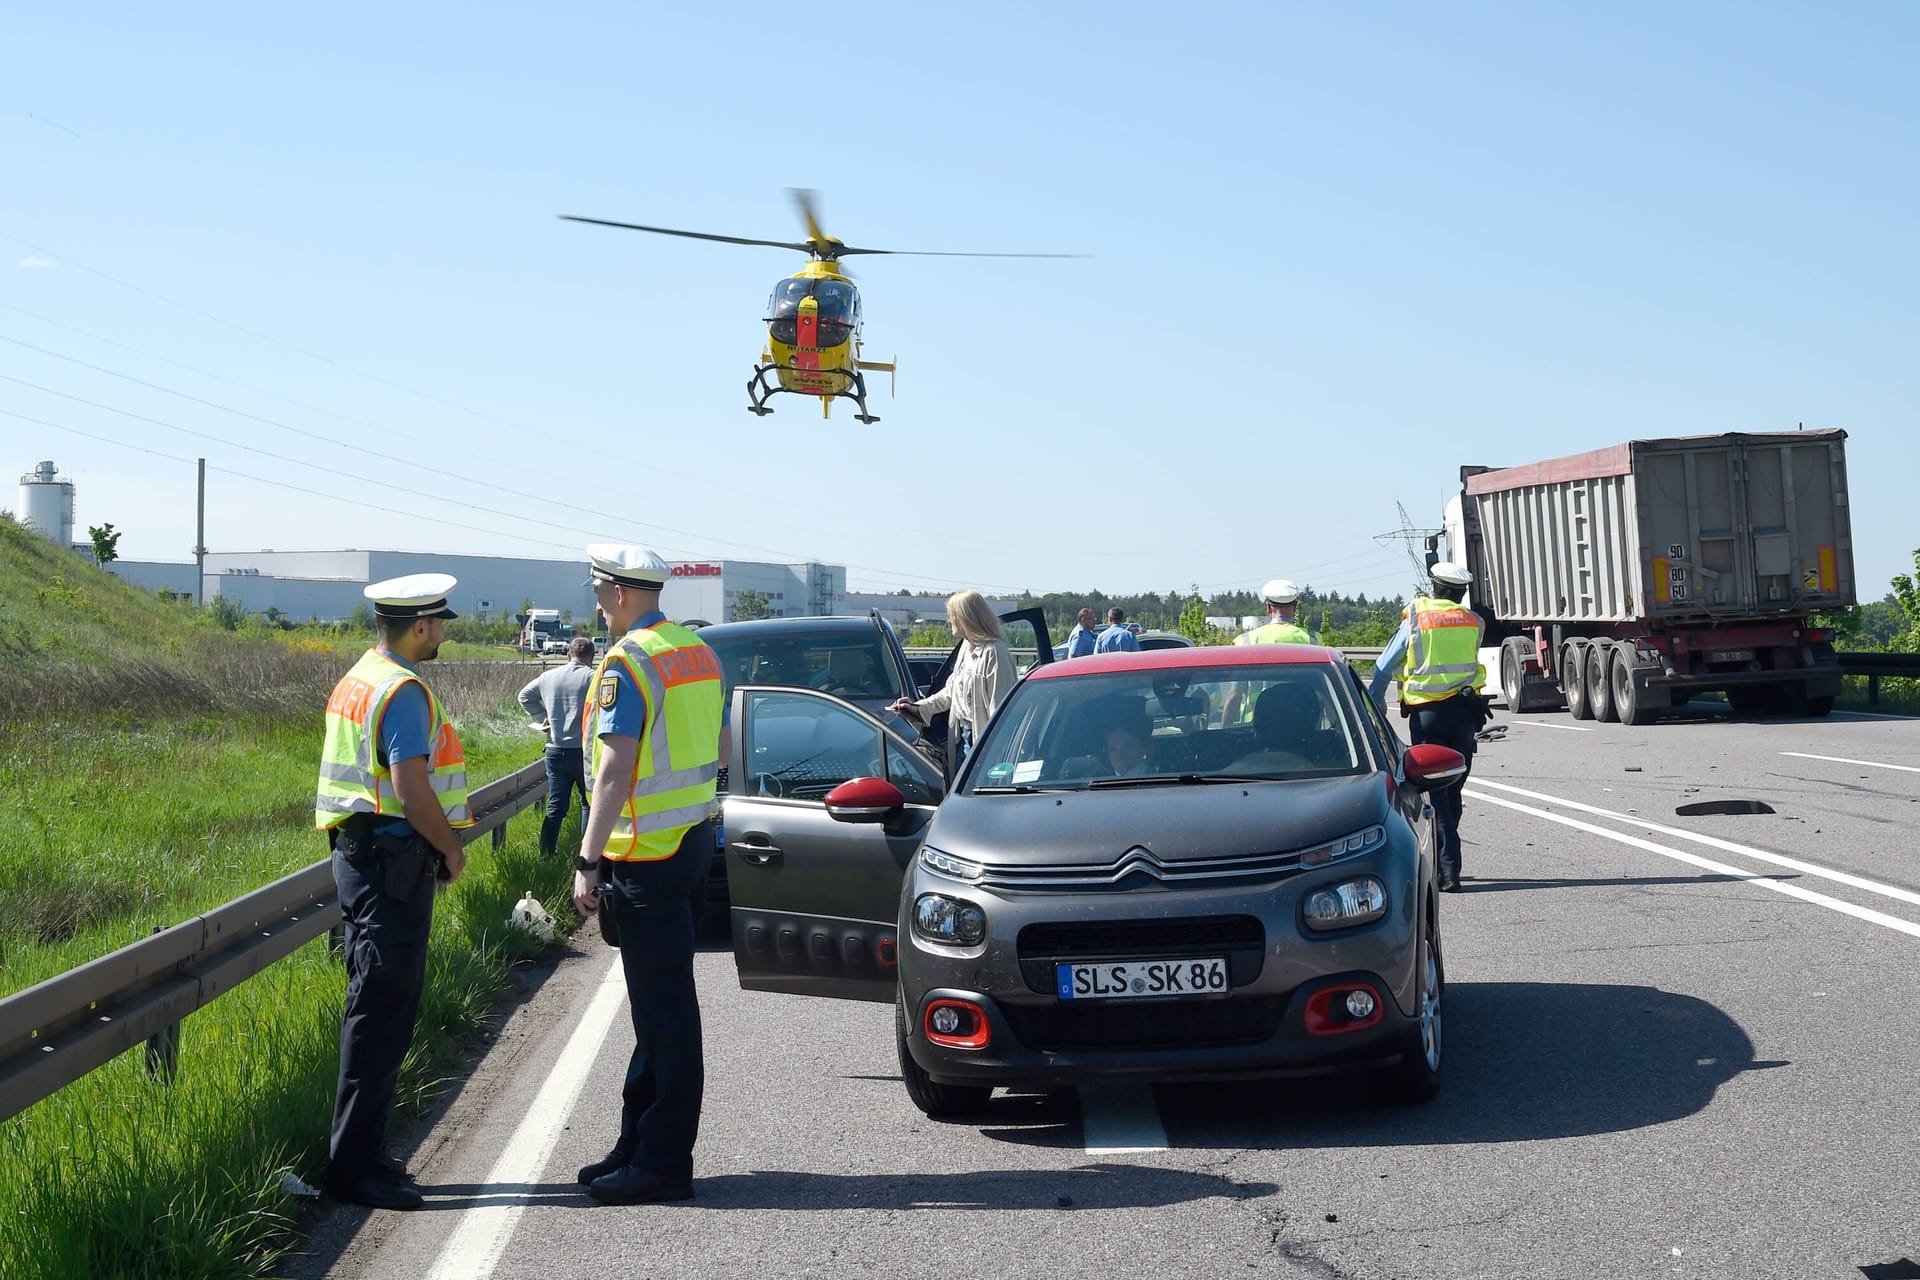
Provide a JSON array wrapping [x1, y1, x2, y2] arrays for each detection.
[[1586, 644, 1619, 723], [1803, 695, 1835, 717], [1500, 646, 1526, 712], [1564, 646, 1593, 720], [1611, 648, 1659, 725]]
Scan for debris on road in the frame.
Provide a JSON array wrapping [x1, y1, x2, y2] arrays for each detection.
[[1676, 799, 1776, 816]]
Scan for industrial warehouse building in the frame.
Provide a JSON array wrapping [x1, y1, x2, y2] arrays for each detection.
[[107, 550, 852, 625]]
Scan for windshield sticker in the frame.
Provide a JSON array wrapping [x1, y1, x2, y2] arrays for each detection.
[[1012, 760, 1044, 783]]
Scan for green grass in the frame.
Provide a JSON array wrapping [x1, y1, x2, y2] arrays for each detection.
[[0, 519, 580, 1279]]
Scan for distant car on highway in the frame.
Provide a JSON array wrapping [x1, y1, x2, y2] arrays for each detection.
[[540, 637, 572, 657], [1053, 628, 1196, 660], [721, 643, 1462, 1118]]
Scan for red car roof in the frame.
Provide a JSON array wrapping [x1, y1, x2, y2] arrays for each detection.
[[1030, 644, 1341, 680]]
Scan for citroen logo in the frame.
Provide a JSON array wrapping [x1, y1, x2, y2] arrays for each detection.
[[1112, 846, 1167, 881]]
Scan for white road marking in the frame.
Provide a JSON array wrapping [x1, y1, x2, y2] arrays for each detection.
[[1471, 778, 1920, 910], [1463, 788, 1920, 940], [1507, 720, 1594, 732], [1780, 751, 1920, 775], [425, 955, 627, 1280], [1078, 1085, 1167, 1153]]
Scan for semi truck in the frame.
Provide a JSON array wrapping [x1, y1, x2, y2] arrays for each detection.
[[1440, 429, 1855, 724], [518, 608, 563, 654]]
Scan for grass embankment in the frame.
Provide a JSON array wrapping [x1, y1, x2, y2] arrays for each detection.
[[0, 519, 577, 1280]]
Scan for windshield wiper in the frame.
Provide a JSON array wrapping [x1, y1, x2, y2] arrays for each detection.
[[1085, 773, 1247, 789]]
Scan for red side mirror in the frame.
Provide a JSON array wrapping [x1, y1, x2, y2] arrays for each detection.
[[824, 776, 906, 824], [1403, 744, 1468, 791]]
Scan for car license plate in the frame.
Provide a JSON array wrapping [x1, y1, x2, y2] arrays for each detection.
[[1056, 957, 1228, 1000], [1708, 649, 1754, 664]]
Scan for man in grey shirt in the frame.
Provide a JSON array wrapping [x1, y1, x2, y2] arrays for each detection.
[[518, 636, 598, 858]]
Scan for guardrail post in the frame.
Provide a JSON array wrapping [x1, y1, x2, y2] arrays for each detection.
[[1868, 673, 1880, 705], [492, 825, 506, 850], [144, 926, 180, 1083]]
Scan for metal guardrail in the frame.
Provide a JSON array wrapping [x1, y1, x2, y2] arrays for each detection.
[[0, 760, 548, 1126], [1840, 651, 1920, 704]]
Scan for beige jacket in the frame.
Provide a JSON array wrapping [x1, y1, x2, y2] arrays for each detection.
[[912, 637, 1014, 737]]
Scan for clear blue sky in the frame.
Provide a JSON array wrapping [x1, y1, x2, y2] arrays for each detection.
[[5, 3, 1915, 602]]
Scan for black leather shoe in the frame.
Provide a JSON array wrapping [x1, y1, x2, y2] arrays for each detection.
[[587, 1167, 693, 1205], [1439, 873, 1462, 893], [325, 1171, 425, 1211], [377, 1150, 414, 1182], [577, 1151, 632, 1187]]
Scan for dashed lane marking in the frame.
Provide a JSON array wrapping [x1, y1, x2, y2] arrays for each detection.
[[1781, 751, 1920, 775], [1079, 1085, 1168, 1153], [425, 954, 626, 1280]]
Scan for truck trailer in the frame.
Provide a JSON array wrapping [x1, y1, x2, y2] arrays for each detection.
[[1442, 429, 1854, 724]]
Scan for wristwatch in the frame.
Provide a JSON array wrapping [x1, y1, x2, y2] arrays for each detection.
[[574, 854, 600, 873]]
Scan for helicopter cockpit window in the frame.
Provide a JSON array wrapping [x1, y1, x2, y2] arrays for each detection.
[[765, 279, 858, 348]]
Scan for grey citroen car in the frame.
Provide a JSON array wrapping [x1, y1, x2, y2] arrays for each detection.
[[721, 644, 1467, 1119]]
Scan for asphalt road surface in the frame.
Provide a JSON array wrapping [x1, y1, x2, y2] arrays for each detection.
[[288, 700, 1920, 1280]]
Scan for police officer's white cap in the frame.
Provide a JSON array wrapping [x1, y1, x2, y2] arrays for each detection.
[[1261, 578, 1301, 605], [1430, 561, 1473, 587], [364, 572, 459, 620], [586, 544, 670, 590]]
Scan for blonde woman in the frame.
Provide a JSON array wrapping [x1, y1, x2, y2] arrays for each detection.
[[888, 589, 1013, 770]]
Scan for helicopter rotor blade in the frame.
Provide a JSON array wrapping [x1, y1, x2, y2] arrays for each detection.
[[833, 247, 1090, 258], [788, 187, 831, 249], [558, 215, 811, 254]]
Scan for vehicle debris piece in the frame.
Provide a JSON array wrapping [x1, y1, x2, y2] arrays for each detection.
[[1675, 799, 1776, 816]]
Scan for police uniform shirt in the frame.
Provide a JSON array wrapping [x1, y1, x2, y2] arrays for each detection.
[[594, 613, 731, 744], [371, 649, 434, 837]]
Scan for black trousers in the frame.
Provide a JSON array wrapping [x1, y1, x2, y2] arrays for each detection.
[[327, 830, 436, 1182], [604, 822, 714, 1181], [1409, 694, 1478, 879]]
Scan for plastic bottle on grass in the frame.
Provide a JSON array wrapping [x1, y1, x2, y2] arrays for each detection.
[[509, 890, 556, 942]]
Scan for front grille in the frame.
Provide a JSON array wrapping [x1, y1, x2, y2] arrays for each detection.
[[1016, 916, 1267, 994], [977, 846, 1304, 889], [1000, 995, 1287, 1052], [1018, 916, 1264, 958]]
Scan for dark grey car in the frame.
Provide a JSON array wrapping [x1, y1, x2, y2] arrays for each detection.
[[723, 644, 1469, 1118]]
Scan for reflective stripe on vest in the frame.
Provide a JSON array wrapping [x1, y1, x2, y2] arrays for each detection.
[[1400, 597, 1485, 705], [314, 648, 473, 829], [585, 621, 724, 862]]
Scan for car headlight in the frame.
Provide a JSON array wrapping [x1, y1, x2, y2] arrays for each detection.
[[1298, 824, 1386, 868], [919, 846, 983, 882], [913, 894, 987, 946], [1302, 877, 1388, 931]]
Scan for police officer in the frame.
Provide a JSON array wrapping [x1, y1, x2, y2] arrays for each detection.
[[571, 545, 728, 1205], [1223, 578, 1319, 725], [1236, 578, 1318, 645], [1370, 562, 1485, 892], [314, 573, 472, 1211]]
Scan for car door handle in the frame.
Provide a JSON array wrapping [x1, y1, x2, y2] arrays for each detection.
[[736, 835, 781, 865]]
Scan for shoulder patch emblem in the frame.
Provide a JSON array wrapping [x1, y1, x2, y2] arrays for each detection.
[[598, 676, 620, 710]]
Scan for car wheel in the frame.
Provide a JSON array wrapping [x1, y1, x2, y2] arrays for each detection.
[[1377, 924, 1444, 1104], [896, 993, 992, 1120]]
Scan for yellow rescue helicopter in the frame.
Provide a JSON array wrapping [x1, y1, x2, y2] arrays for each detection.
[[561, 190, 1079, 423]]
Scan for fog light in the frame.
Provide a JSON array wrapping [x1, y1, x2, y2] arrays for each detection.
[[1304, 984, 1385, 1035], [923, 999, 991, 1050], [1345, 989, 1377, 1019]]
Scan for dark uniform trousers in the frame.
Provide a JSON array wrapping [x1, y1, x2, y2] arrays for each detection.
[[1409, 693, 1478, 880], [605, 821, 715, 1181], [328, 827, 436, 1183]]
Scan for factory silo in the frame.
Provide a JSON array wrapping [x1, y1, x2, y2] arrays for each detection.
[[17, 461, 76, 545]]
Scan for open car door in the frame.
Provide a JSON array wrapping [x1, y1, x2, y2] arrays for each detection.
[[724, 685, 946, 1002]]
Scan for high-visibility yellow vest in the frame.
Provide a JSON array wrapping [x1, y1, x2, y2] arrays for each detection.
[[1238, 619, 1316, 646], [314, 648, 473, 830], [585, 621, 724, 862], [1400, 597, 1486, 706]]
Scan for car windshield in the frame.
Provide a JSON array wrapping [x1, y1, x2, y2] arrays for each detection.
[[966, 664, 1367, 791], [704, 630, 905, 702]]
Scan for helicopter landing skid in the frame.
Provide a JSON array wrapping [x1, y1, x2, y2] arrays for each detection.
[[747, 365, 881, 424]]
